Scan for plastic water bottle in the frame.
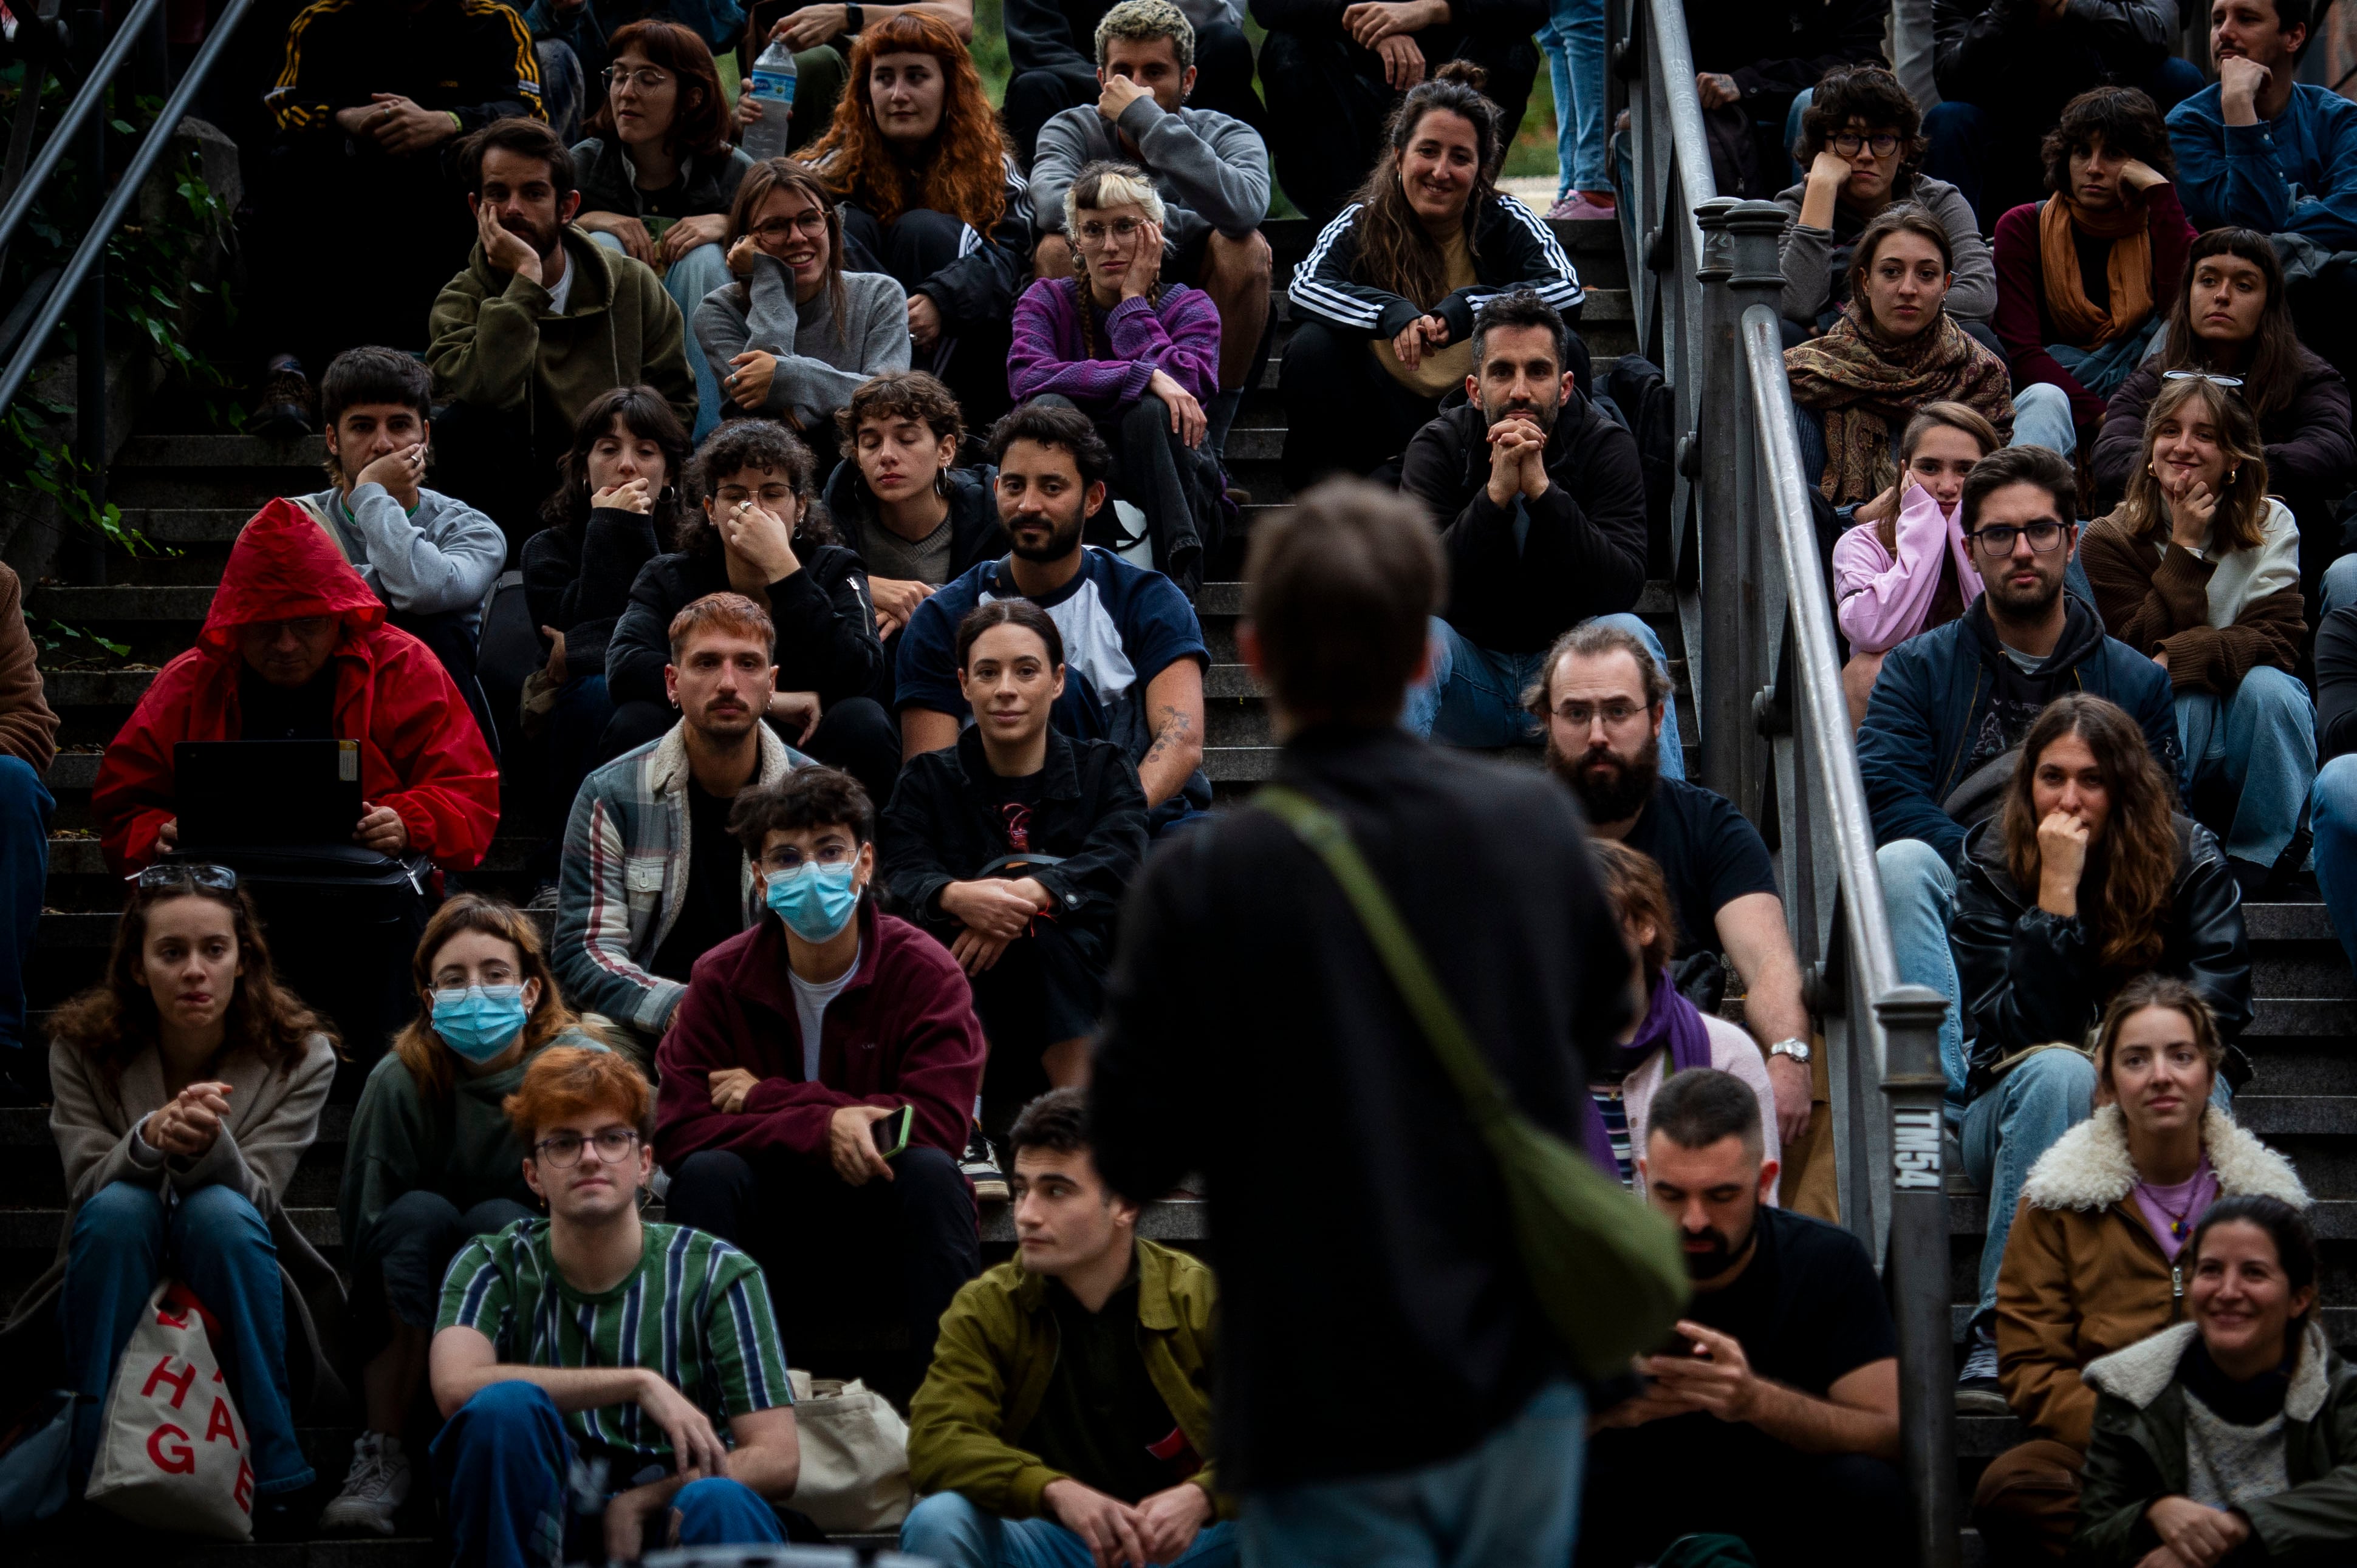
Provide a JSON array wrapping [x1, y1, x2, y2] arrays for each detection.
[[741, 39, 798, 162]]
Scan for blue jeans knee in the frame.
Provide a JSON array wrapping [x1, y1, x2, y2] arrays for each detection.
[[671, 1475, 787, 1546], [900, 1491, 994, 1564]]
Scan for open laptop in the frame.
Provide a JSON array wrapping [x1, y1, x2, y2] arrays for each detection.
[[173, 740, 366, 851]]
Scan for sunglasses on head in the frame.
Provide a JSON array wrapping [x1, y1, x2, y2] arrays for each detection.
[[131, 863, 239, 891]]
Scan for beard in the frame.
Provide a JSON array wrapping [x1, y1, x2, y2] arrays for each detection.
[[1678, 1213, 1757, 1280], [1548, 730, 1661, 823], [1981, 561, 2065, 624], [1482, 387, 1562, 434], [1004, 502, 1088, 562]]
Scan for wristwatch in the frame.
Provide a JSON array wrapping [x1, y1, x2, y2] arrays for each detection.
[[1767, 1038, 1811, 1065], [844, 2, 864, 31]]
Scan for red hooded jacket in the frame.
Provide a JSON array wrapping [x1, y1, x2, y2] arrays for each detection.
[[654, 901, 984, 1168], [94, 499, 501, 875]]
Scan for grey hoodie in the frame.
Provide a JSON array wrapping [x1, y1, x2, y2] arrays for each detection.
[[295, 484, 507, 639], [692, 259, 910, 427], [1773, 172, 1996, 327], [1030, 96, 1270, 253]]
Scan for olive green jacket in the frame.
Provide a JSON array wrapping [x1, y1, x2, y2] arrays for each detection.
[[2071, 1321, 2357, 1565], [907, 1238, 1228, 1519]]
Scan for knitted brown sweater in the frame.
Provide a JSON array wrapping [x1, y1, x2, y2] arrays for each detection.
[[0, 564, 57, 772], [2079, 511, 2305, 697]]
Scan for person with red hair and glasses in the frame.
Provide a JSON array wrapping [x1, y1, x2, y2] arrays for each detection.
[[798, 12, 1033, 424]]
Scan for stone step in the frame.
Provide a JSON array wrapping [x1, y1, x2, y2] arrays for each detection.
[[29, 585, 217, 622], [115, 433, 328, 470]]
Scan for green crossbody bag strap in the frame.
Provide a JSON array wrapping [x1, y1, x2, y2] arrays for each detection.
[[1255, 786, 1516, 1136]]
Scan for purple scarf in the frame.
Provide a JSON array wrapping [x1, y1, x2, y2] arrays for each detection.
[[1580, 967, 1715, 1176]]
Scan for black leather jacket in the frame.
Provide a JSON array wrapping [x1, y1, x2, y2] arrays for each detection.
[[1952, 814, 2253, 1096]]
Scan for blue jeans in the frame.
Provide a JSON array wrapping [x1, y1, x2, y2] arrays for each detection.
[[2178, 665, 2316, 868], [2311, 754, 2357, 972], [1237, 1380, 1586, 1568], [1537, 0, 1607, 196], [1876, 838, 1968, 1111], [2010, 381, 2078, 460], [2320, 552, 2357, 618], [0, 754, 50, 1062], [1961, 1049, 2096, 1323], [903, 1491, 1240, 1568], [433, 1381, 786, 1568], [1403, 613, 1685, 778], [2048, 321, 2164, 403], [61, 1181, 311, 1495], [589, 231, 730, 440]]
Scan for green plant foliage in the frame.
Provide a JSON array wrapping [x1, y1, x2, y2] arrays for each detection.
[[31, 615, 131, 665]]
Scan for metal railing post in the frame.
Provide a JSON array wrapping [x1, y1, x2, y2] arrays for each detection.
[[1723, 202, 1787, 811], [1690, 197, 1738, 796], [1880, 984, 1962, 1568]]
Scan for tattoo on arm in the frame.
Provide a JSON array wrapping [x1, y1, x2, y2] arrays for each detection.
[[1142, 705, 1194, 768]]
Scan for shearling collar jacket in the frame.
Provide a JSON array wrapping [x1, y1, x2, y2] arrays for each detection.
[[1995, 1104, 2308, 1448]]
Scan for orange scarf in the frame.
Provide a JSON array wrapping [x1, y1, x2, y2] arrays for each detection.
[[2039, 194, 2154, 349]]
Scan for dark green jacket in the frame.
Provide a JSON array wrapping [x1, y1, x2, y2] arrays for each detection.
[[2071, 1321, 2357, 1565], [908, 1238, 1228, 1519]]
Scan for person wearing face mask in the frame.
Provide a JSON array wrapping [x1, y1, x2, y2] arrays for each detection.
[[1280, 64, 1585, 490], [598, 420, 897, 801], [1946, 698, 2253, 1416], [1991, 88, 2195, 439], [1969, 981, 2306, 1562], [1776, 67, 1997, 346], [1, 871, 338, 1522], [1835, 401, 2002, 726], [822, 372, 1005, 652], [693, 160, 912, 457], [2070, 1196, 2356, 1567], [1576, 1068, 1901, 1568], [798, 15, 1035, 426], [1395, 290, 1657, 751], [1010, 160, 1225, 598], [324, 896, 611, 1535], [2081, 377, 2314, 896], [658, 765, 987, 1402], [881, 601, 1148, 1117]]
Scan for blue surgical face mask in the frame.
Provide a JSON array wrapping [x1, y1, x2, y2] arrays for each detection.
[[765, 859, 861, 942], [431, 983, 532, 1062]]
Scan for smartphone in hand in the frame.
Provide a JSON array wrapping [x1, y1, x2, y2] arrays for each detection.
[[870, 1104, 914, 1159]]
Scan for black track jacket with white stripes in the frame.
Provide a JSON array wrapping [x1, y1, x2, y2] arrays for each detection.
[[1285, 192, 1584, 343]]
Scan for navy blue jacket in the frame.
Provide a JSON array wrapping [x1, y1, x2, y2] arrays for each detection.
[[1858, 596, 2181, 865]]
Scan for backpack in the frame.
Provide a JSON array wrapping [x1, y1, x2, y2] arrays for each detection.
[[1606, 352, 1677, 578]]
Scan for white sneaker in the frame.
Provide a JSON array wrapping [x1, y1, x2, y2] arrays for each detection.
[[962, 1133, 1010, 1204], [319, 1432, 411, 1535]]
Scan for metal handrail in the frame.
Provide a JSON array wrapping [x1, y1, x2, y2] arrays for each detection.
[[0, 0, 167, 261]]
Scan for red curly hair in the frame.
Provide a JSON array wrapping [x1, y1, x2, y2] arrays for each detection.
[[799, 12, 1005, 237]]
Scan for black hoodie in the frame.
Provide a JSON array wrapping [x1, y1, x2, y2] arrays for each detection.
[[1960, 591, 2112, 777], [1397, 387, 1648, 653]]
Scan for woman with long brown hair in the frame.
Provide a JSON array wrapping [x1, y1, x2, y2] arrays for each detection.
[[693, 159, 911, 455], [1945, 694, 2252, 1416], [0, 868, 339, 1511], [2081, 375, 2313, 890], [572, 19, 756, 440], [798, 12, 1030, 421], [1278, 61, 1584, 489], [320, 894, 606, 1533]]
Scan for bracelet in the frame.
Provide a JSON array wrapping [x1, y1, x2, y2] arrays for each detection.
[[844, 2, 864, 30]]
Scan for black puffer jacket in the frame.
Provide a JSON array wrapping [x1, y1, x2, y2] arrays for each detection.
[[523, 506, 666, 680], [571, 137, 755, 223], [1396, 388, 1647, 653], [1951, 814, 2252, 1095], [605, 540, 885, 708]]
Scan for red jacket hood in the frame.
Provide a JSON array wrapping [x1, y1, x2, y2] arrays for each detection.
[[197, 499, 385, 658]]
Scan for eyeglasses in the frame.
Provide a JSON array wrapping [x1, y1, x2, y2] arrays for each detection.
[[760, 842, 858, 872], [132, 863, 239, 891], [1969, 520, 2070, 554], [750, 213, 829, 240], [1832, 132, 1901, 157], [603, 66, 672, 92], [2163, 371, 2244, 389], [1076, 218, 1146, 242], [1550, 700, 1651, 728], [533, 1128, 641, 1167]]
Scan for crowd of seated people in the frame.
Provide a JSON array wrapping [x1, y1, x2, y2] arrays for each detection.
[[18, 1, 2357, 1559]]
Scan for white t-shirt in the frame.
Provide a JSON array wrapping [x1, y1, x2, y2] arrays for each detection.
[[789, 944, 860, 1082], [544, 254, 576, 317]]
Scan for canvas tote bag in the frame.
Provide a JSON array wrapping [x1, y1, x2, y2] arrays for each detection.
[[84, 1280, 256, 1539], [784, 1370, 911, 1532]]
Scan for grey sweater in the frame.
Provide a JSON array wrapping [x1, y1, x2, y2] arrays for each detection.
[[693, 260, 910, 426], [295, 484, 507, 637], [1773, 172, 1996, 327], [1030, 97, 1270, 252]]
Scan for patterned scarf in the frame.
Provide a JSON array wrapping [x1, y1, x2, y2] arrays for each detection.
[[1785, 303, 2016, 506], [2039, 193, 2155, 348]]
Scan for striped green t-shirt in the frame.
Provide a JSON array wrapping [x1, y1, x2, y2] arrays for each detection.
[[438, 1218, 792, 1470]]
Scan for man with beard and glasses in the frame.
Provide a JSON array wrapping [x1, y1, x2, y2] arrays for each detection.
[[1578, 1069, 1902, 1568], [1396, 291, 1666, 756], [896, 402, 1211, 836], [1855, 442, 2180, 1403], [1527, 620, 1830, 1216], [427, 117, 697, 557]]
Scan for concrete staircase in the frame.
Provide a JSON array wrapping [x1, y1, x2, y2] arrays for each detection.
[[7, 213, 2350, 1563]]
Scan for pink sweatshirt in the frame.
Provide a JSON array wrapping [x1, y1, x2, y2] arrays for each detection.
[[1832, 485, 1983, 653]]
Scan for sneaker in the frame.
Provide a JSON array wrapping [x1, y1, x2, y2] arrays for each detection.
[[1547, 193, 1618, 222], [1956, 1339, 2008, 1415], [961, 1132, 1009, 1203], [319, 1433, 410, 1535], [253, 357, 312, 438]]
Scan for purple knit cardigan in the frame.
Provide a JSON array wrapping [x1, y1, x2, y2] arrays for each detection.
[[1006, 276, 1221, 415]]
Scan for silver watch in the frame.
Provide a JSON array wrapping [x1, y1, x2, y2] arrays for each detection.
[[1768, 1038, 1811, 1065]]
